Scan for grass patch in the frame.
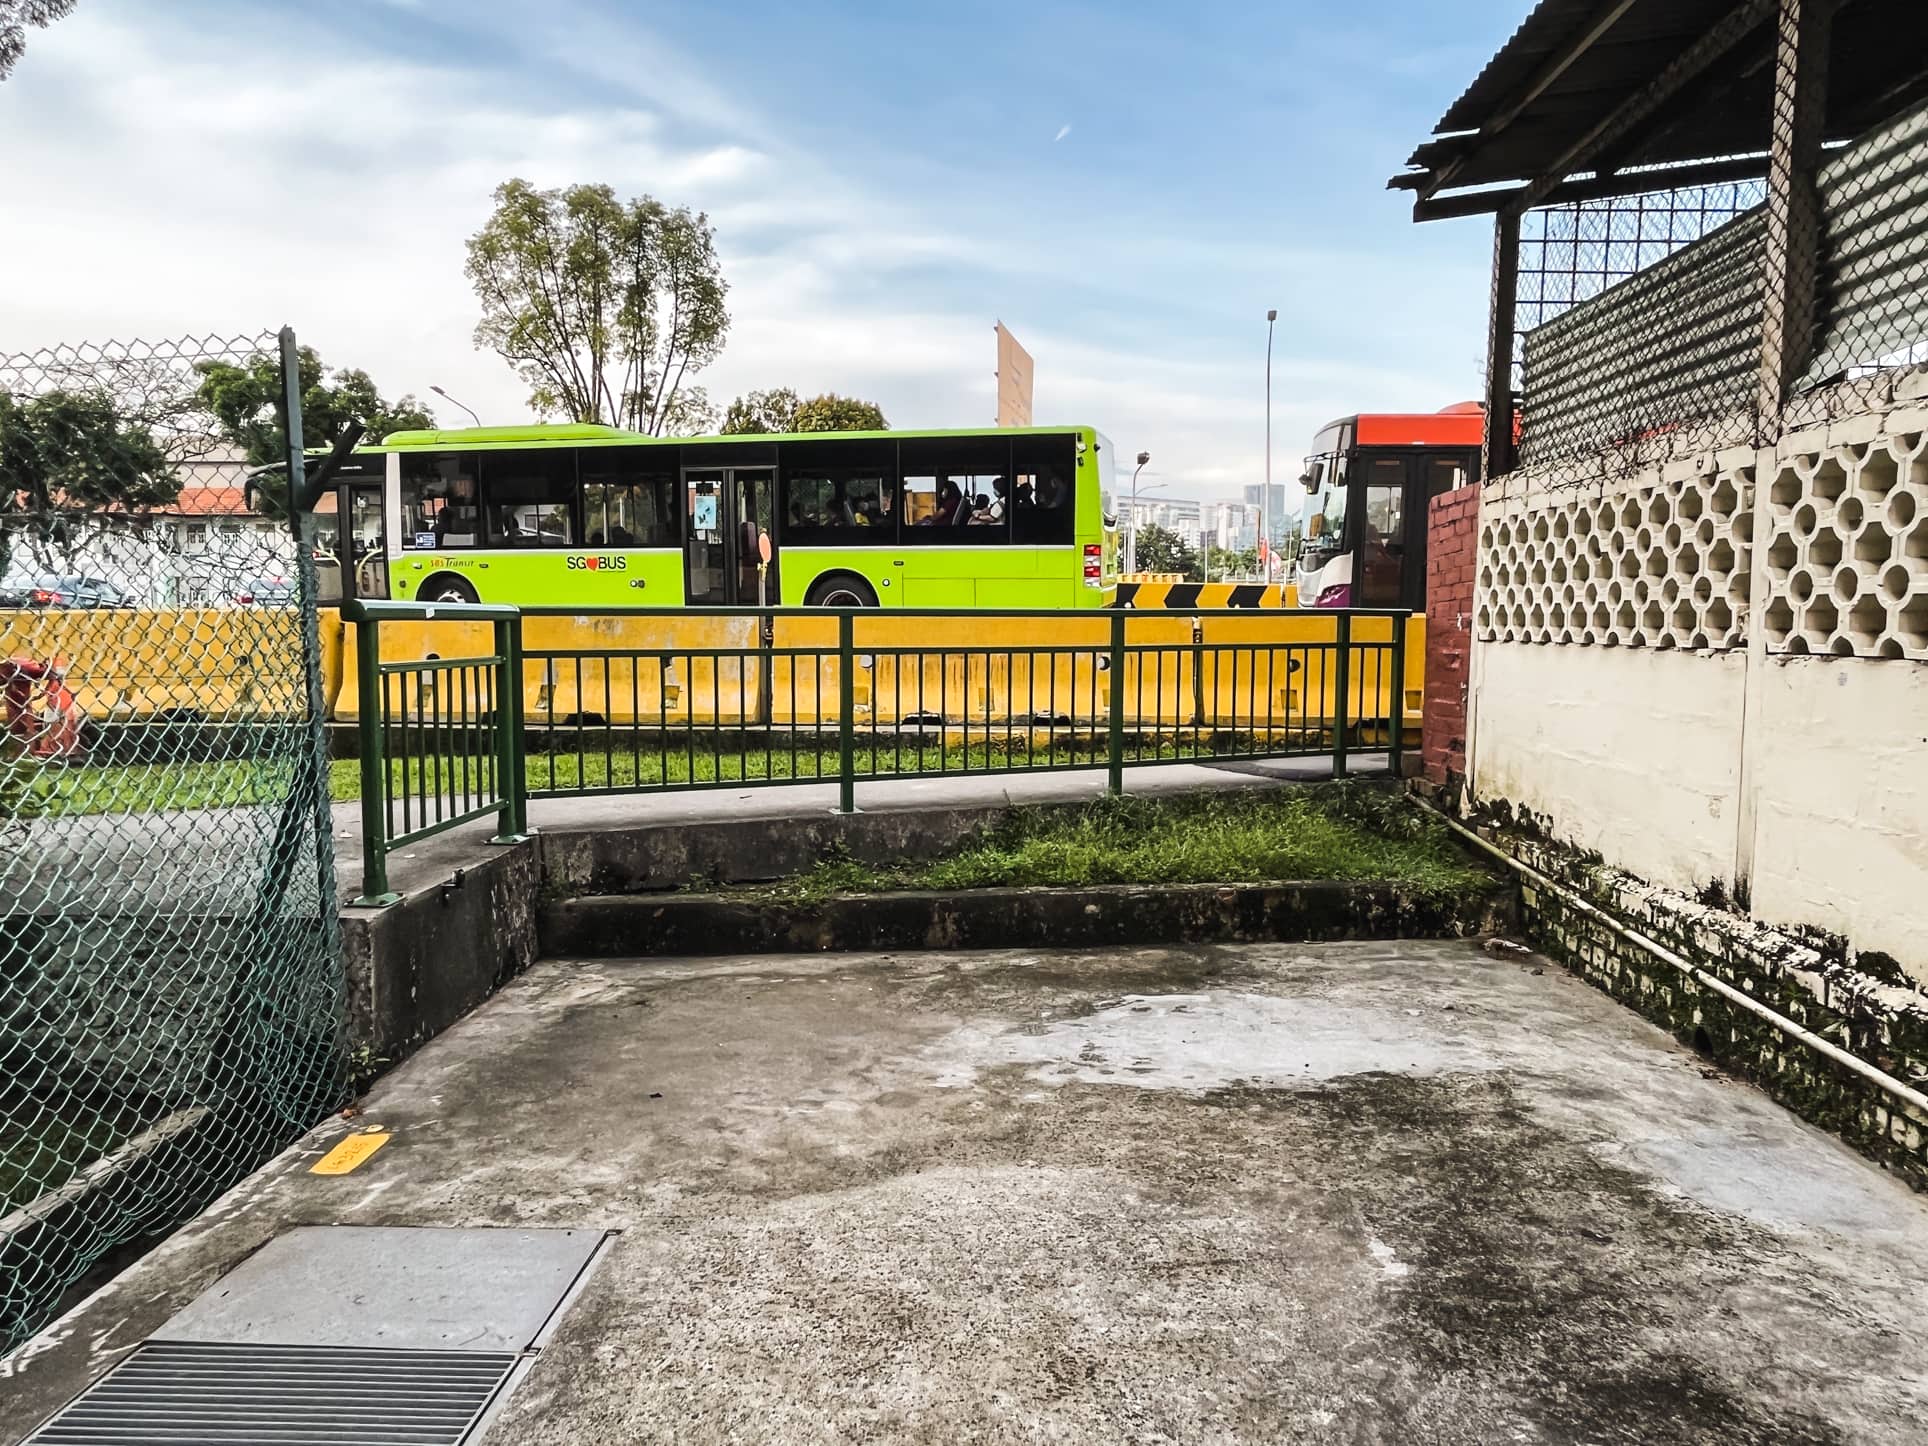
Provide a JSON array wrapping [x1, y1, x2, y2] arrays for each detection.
[[753, 785, 1496, 904], [12, 742, 1179, 816]]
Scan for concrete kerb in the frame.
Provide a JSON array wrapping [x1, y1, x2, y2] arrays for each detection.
[[336, 758, 1461, 1063]]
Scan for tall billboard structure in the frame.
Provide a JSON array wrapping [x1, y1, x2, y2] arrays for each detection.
[[994, 322, 1033, 427]]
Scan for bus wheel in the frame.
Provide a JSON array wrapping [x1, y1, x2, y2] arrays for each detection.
[[418, 574, 479, 604], [805, 574, 877, 608]]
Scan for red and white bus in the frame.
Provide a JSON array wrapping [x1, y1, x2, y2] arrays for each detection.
[[1294, 403, 1486, 610]]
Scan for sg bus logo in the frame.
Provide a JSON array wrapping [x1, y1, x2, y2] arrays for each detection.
[[565, 555, 629, 572]]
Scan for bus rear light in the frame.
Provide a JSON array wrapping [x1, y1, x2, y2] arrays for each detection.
[[1083, 544, 1103, 585]]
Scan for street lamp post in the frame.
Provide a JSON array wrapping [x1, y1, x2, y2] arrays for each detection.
[[431, 384, 481, 428], [1126, 450, 1151, 575], [1263, 308, 1277, 581]]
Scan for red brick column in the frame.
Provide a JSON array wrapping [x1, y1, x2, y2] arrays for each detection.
[[1423, 487, 1478, 790]]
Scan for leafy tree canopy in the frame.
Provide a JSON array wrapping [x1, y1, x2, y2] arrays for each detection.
[[194, 346, 431, 469], [0, 0, 76, 81], [1132, 522, 1197, 578], [466, 178, 728, 436], [720, 387, 887, 435], [0, 388, 175, 573]]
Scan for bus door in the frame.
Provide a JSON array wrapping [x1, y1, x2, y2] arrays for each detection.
[[684, 465, 778, 606], [1350, 450, 1476, 611], [331, 456, 391, 602]]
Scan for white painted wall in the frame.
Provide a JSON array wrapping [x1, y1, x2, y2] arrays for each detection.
[[1472, 644, 1746, 895], [1467, 377, 1928, 983], [1745, 658, 1928, 967]]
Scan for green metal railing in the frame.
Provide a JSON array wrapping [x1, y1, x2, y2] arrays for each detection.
[[346, 600, 528, 905], [347, 603, 1410, 904]]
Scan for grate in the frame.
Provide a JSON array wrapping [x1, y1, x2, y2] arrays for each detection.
[[26, 1340, 517, 1445]]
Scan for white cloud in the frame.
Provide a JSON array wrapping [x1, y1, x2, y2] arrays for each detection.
[[1053, 123, 1071, 143], [0, 1, 1479, 497]]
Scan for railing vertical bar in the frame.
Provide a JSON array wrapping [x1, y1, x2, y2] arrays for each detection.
[[1332, 612, 1352, 779], [1107, 610, 1125, 793], [353, 615, 390, 902], [837, 611, 856, 813]]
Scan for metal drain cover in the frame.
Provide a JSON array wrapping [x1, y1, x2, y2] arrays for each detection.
[[26, 1341, 518, 1444], [26, 1227, 606, 1444]]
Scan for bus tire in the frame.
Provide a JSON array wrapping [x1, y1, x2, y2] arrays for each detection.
[[804, 574, 878, 608], [418, 574, 479, 604]]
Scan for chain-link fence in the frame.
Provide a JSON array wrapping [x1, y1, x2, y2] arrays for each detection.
[[1512, 91, 1928, 478], [0, 334, 343, 1350]]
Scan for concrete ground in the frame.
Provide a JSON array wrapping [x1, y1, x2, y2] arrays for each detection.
[[9, 939, 1928, 1444]]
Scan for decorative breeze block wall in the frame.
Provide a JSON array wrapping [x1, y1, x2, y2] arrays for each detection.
[[1760, 432, 1928, 659], [1477, 463, 1753, 650]]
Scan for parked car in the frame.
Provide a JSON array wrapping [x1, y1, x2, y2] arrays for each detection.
[[227, 576, 297, 606], [0, 572, 135, 608]]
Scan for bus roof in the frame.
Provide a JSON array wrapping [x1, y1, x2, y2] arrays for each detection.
[[377, 423, 1099, 449], [1314, 403, 1485, 450]]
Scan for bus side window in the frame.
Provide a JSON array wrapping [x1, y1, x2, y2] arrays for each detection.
[[1427, 454, 1469, 495], [898, 436, 1011, 544], [1011, 435, 1076, 545], [1359, 457, 1407, 606], [582, 455, 676, 547], [399, 453, 480, 549], [778, 440, 896, 545], [481, 450, 576, 547]]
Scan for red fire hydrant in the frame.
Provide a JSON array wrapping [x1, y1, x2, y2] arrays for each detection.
[[0, 657, 85, 759]]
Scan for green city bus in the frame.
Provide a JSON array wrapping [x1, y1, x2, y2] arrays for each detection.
[[322, 423, 1119, 609]]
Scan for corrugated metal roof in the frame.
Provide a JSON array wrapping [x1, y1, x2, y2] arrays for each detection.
[[1393, 0, 1928, 212]]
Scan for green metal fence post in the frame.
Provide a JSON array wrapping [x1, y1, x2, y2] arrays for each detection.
[[1107, 609, 1126, 795], [351, 614, 399, 907], [493, 614, 530, 841], [1388, 612, 1407, 780], [1331, 611, 1351, 779], [837, 609, 857, 813]]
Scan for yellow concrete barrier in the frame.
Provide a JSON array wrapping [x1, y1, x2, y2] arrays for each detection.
[[5, 605, 1426, 742], [1117, 580, 1300, 609], [0, 607, 314, 721]]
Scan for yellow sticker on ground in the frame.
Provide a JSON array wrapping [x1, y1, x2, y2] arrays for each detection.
[[310, 1130, 392, 1175]]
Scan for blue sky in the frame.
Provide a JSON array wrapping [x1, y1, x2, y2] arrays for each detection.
[[0, 0, 1519, 497]]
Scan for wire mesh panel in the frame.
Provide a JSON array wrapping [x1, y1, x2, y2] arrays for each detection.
[[1516, 183, 1769, 474], [0, 334, 343, 1351], [1799, 96, 1928, 407]]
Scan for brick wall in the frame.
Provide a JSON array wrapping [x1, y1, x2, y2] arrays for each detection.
[[1423, 486, 1478, 789]]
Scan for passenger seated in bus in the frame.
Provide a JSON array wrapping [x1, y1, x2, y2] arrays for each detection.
[[969, 477, 1010, 525], [923, 480, 965, 526]]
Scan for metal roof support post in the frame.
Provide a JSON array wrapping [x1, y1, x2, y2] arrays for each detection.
[[1484, 209, 1522, 479], [1756, 0, 1834, 435]]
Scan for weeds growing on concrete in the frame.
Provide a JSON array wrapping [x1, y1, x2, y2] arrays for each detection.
[[757, 786, 1496, 903]]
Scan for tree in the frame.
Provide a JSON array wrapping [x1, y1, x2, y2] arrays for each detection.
[[719, 387, 801, 435], [793, 393, 887, 433], [195, 346, 432, 469], [0, 388, 176, 574], [1132, 522, 1197, 577], [719, 388, 887, 435], [465, 178, 728, 436], [1205, 544, 1260, 580], [1, 0, 76, 81]]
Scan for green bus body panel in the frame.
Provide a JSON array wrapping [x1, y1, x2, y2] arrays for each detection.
[[394, 548, 685, 605], [780, 546, 1095, 609], [372, 424, 1115, 609]]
